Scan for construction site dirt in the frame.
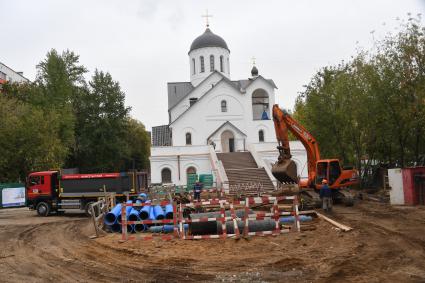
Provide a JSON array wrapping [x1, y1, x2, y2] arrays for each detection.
[[1, 201, 425, 283]]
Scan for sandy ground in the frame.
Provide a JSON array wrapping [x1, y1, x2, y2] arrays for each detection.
[[1, 201, 425, 283]]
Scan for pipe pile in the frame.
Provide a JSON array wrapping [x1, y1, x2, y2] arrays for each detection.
[[104, 198, 310, 236], [188, 211, 313, 235], [104, 197, 174, 234]]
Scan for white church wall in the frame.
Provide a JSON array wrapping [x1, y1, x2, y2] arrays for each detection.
[[189, 47, 230, 87], [207, 122, 248, 152], [205, 93, 244, 119], [150, 145, 213, 185], [170, 72, 222, 123], [171, 80, 246, 147], [241, 78, 276, 145], [170, 77, 280, 151], [151, 145, 210, 156]]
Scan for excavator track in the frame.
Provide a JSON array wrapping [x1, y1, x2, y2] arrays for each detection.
[[299, 188, 322, 210], [334, 188, 355, 206], [296, 187, 355, 209]]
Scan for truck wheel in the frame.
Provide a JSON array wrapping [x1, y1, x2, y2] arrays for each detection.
[[36, 202, 51, 217], [85, 202, 98, 217]]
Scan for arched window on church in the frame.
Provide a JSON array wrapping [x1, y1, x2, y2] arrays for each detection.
[[200, 56, 205, 72], [259, 130, 265, 142], [161, 168, 172, 184], [252, 89, 270, 120], [220, 56, 224, 72], [192, 58, 196, 75], [210, 55, 215, 72], [221, 100, 227, 112], [186, 132, 192, 145], [227, 57, 230, 73]]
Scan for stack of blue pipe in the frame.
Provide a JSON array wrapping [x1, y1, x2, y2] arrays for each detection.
[[104, 196, 175, 234]]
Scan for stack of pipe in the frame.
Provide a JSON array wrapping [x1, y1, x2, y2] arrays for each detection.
[[189, 211, 313, 235], [104, 199, 174, 233]]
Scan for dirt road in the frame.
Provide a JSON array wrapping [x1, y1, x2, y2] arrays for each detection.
[[1, 201, 425, 282]]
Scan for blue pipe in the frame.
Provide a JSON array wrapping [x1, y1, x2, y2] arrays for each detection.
[[279, 215, 313, 223], [104, 203, 122, 225], [125, 200, 133, 215], [164, 224, 186, 233], [110, 223, 122, 233], [149, 205, 156, 221], [149, 224, 188, 233], [133, 223, 147, 232], [164, 204, 173, 219], [154, 205, 165, 220], [128, 208, 140, 221], [117, 200, 134, 224], [140, 204, 151, 220]]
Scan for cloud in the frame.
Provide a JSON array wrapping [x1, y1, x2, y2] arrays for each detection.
[[137, 0, 160, 20]]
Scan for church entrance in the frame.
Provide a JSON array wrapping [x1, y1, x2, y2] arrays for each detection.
[[221, 130, 235, 152]]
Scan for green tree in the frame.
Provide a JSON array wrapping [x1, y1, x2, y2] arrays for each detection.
[[36, 49, 88, 158], [72, 70, 131, 172], [0, 96, 67, 182], [294, 15, 425, 180], [123, 118, 151, 170]]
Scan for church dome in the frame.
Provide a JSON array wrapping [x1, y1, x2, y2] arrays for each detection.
[[251, 65, 259, 77], [189, 28, 229, 53]]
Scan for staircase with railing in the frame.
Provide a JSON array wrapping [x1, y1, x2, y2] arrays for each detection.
[[216, 152, 275, 192]]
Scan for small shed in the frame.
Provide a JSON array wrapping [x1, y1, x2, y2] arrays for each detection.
[[402, 167, 425, 205], [388, 168, 404, 205], [388, 167, 425, 205]]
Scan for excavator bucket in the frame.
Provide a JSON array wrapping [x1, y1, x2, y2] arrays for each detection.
[[271, 159, 298, 184]]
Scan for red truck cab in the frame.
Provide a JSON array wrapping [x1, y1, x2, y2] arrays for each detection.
[[26, 171, 59, 215], [27, 171, 58, 200]]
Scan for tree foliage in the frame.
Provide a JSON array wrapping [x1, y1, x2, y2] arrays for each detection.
[[71, 70, 132, 172], [0, 50, 150, 182], [294, 16, 425, 177], [0, 96, 67, 182]]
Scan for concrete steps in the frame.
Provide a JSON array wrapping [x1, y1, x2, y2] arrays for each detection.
[[225, 168, 275, 191], [217, 152, 275, 193], [216, 152, 257, 169]]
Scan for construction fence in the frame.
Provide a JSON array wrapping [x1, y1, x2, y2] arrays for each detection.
[[119, 196, 301, 241]]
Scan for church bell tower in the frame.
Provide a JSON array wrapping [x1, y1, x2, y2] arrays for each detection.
[[188, 13, 230, 87]]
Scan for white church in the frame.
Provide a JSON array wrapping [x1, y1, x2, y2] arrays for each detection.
[[150, 24, 307, 190]]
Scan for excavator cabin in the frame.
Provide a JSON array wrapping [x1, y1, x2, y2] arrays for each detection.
[[311, 159, 358, 189]]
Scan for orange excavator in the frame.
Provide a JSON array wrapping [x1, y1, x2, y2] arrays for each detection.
[[271, 104, 359, 207]]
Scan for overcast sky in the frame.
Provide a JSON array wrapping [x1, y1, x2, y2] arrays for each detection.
[[2, 0, 424, 130]]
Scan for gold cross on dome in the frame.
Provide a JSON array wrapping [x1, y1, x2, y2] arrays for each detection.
[[252, 56, 256, 66], [202, 10, 213, 27]]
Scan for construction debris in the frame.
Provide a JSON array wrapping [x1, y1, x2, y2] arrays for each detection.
[[315, 212, 353, 232]]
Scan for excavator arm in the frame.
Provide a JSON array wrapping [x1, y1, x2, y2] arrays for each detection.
[[272, 104, 321, 186]]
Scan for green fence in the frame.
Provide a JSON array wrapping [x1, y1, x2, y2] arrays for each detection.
[[187, 173, 198, 190], [149, 173, 216, 196], [0, 183, 26, 208], [199, 174, 213, 188]]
